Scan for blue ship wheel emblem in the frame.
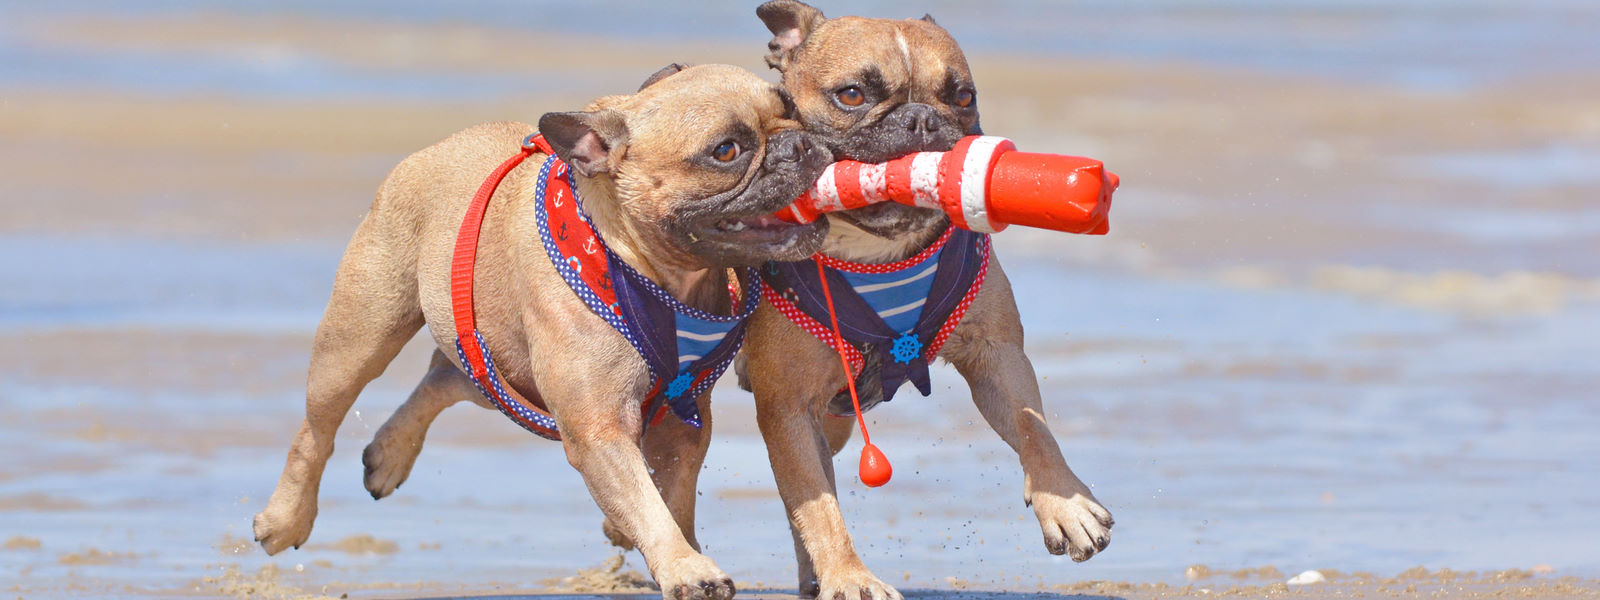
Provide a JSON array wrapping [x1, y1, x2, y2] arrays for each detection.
[[890, 333, 923, 364], [666, 371, 696, 398]]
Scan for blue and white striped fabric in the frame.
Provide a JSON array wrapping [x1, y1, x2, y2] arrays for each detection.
[[837, 254, 941, 335], [674, 313, 734, 368]]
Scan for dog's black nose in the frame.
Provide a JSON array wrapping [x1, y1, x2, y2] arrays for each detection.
[[899, 103, 947, 138], [767, 130, 809, 164]]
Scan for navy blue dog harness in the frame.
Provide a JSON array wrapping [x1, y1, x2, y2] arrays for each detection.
[[452, 135, 756, 441], [761, 226, 991, 415]]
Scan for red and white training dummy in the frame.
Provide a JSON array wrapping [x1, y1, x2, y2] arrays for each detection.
[[774, 135, 1119, 234]]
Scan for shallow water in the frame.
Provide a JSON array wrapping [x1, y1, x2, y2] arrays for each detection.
[[1404, 146, 1600, 191], [1, 1, 1597, 598]]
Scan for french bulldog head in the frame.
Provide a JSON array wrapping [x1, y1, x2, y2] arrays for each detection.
[[758, 0, 981, 238], [540, 63, 833, 267]]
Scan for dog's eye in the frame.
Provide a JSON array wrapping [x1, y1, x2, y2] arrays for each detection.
[[711, 141, 740, 162], [955, 89, 975, 108], [835, 86, 866, 107]]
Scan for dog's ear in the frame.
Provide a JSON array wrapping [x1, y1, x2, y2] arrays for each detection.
[[538, 110, 629, 178], [920, 13, 938, 26], [756, 0, 825, 72], [639, 63, 689, 91]]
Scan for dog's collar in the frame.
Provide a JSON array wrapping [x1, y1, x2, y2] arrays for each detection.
[[761, 225, 990, 414]]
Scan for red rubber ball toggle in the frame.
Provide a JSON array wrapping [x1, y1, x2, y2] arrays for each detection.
[[859, 443, 893, 487]]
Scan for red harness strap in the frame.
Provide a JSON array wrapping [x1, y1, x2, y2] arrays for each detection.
[[450, 134, 563, 440]]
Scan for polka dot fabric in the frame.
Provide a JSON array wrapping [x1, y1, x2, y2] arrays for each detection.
[[766, 227, 992, 398], [535, 157, 639, 349], [457, 334, 561, 441], [761, 283, 865, 374], [541, 163, 758, 424], [927, 234, 990, 358], [815, 227, 953, 274]]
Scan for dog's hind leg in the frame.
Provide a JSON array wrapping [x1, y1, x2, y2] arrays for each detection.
[[362, 349, 485, 500], [254, 217, 424, 555], [747, 317, 901, 600], [941, 259, 1114, 563]]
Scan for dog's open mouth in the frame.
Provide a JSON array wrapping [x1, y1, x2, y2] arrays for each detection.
[[711, 214, 796, 235], [684, 209, 827, 265], [697, 211, 818, 248]]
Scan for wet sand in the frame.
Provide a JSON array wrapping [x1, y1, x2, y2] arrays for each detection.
[[3, 5, 1598, 600]]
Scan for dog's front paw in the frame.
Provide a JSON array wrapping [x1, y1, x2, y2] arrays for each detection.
[[252, 495, 317, 555], [815, 569, 902, 600], [362, 430, 422, 500], [1032, 490, 1114, 562], [653, 553, 735, 600]]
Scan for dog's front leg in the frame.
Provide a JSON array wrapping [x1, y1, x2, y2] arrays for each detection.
[[943, 261, 1114, 562], [755, 397, 901, 600], [556, 383, 733, 600], [603, 392, 714, 553], [749, 328, 901, 600], [788, 415, 854, 595]]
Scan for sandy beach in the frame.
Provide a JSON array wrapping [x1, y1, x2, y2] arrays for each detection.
[[2, 2, 1598, 599]]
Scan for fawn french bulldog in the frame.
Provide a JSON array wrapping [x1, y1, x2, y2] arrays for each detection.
[[739, 3, 1114, 598], [254, 64, 830, 600]]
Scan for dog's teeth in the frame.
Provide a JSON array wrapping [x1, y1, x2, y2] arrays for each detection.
[[715, 218, 760, 233]]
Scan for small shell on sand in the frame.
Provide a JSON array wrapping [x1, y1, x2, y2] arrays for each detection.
[[1288, 570, 1328, 585]]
